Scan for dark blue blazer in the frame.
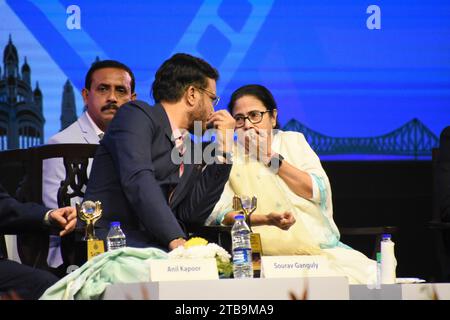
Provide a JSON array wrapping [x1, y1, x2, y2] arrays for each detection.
[[0, 183, 49, 259], [0, 184, 48, 234], [84, 101, 232, 249]]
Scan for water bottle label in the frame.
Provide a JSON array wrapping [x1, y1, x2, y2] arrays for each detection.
[[107, 237, 126, 251], [233, 248, 251, 264]]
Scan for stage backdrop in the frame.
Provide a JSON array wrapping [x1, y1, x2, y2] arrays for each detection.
[[0, 0, 449, 159]]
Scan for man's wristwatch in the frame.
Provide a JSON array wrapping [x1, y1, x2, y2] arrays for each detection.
[[266, 153, 284, 174], [43, 209, 54, 226]]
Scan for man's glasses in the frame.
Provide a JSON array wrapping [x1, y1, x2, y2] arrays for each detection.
[[234, 110, 273, 128], [198, 87, 220, 107]]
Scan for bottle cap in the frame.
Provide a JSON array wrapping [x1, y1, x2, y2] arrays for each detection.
[[110, 221, 120, 227], [382, 233, 391, 240], [234, 214, 245, 220]]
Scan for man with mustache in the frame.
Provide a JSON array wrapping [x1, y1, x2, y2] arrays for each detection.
[[41, 60, 136, 271]]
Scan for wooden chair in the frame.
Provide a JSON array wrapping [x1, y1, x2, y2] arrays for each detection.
[[321, 161, 400, 259], [339, 226, 398, 259], [187, 222, 398, 259], [11, 144, 98, 272]]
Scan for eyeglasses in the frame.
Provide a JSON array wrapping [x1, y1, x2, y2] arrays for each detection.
[[197, 87, 220, 107], [234, 110, 273, 128]]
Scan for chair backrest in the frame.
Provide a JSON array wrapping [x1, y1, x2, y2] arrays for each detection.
[[2, 144, 98, 270], [432, 148, 440, 223], [26, 144, 98, 207], [0, 148, 31, 197]]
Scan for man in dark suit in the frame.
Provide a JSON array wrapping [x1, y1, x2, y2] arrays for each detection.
[[85, 53, 235, 250], [0, 183, 77, 299], [439, 126, 450, 222]]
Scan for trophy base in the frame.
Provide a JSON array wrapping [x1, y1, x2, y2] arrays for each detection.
[[87, 239, 105, 260], [62, 237, 105, 270], [250, 233, 263, 278]]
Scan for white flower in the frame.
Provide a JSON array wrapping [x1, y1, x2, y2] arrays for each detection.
[[168, 243, 231, 263]]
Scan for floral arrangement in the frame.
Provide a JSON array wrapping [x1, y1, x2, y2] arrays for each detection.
[[168, 237, 233, 277]]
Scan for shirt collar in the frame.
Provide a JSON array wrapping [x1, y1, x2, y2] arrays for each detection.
[[167, 115, 189, 142], [85, 111, 104, 137]]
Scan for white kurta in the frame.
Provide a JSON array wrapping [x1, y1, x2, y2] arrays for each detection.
[[207, 130, 376, 284]]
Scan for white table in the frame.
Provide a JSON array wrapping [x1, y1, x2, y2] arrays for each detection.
[[103, 277, 349, 300], [350, 283, 450, 300], [103, 277, 450, 300]]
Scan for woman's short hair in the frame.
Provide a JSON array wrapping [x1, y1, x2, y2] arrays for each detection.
[[227, 84, 280, 129]]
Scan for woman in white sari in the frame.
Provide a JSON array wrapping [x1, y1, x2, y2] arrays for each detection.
[[206, 84, 376, 284]]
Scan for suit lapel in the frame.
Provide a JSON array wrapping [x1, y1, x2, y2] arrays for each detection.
[[78, 112, 100, 144], [150, 103, 204, 208], [169, 163, 201, 209], [169, 139, 207, 208]]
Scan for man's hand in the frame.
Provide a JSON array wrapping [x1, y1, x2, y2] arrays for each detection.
[[267, 211, 296, 230], [48, 207, 77, 236], [206, 110, 236, 153], [168, 237, 186, 251]]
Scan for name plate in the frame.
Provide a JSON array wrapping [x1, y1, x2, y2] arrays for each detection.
[[261, 256, 333, 278], [149, 258, 219, 282]]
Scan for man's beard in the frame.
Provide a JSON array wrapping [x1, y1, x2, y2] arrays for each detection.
[[188, 100, 208, 134]]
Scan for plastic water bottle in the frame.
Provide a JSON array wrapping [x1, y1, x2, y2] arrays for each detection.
[[231, 214, 253, 278], [106, 221, 126, 251], [380, 233, 397, 284], [376, 252, 382, 289]]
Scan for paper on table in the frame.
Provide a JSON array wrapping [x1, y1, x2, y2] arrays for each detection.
[[396, 278, 426, 284]]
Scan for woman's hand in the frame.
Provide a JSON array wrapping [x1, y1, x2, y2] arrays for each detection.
[[267, 211, 296, 230], [222, 211, 296, 230], [237, 127, 273, 163]]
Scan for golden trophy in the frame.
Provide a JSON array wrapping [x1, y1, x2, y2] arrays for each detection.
[[233, 195, 263, 277], [76, 200, 105, 260]]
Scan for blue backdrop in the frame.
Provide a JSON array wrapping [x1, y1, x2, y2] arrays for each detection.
[[0, 0, 448, 158]]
